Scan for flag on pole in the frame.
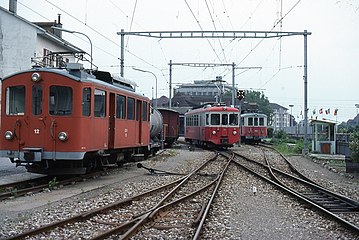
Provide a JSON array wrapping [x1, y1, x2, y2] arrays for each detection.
[[319, 108, 323, 114], [334, 109, 338, 116], [312, 109, 316, 115]]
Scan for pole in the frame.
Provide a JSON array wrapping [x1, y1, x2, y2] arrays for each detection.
[[132, 67, 158, 107], [51, 26, 93, 71], [232, 62, 235, 106], [169, 60, 172, 109], [120, 29, 125, 77], [303, 30, 308, 154]]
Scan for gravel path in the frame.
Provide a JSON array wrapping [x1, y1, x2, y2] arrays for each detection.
[[0, 144, 358, 239]]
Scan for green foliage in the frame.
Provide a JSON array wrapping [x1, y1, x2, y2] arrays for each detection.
[[267, 127, 274, 138], [48, 177, 58, 191], [273, 130, 288, 143], [274, 139, 305, 155], [243, 90, 273, 120], [349, 130, 359, 162]]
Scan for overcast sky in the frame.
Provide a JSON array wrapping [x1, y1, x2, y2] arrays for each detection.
[[1, 0, 358, 123]]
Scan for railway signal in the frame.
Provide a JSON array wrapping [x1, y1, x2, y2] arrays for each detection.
[[237, 89, 245, 100]]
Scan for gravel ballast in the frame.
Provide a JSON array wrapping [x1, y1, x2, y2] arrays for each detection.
[[0, 144, 358, 239]]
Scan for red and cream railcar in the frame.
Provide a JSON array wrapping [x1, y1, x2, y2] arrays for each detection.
[[0, 63, 151, 174], [240, 112, 268, 144], [184, 105, 240, 148]]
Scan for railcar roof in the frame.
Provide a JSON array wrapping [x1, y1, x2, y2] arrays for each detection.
[[241, 112, 267, 117], [1, 67, 148, 100], [185, 106, 239, 115]]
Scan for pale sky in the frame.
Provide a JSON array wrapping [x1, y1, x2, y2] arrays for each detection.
[[1, 0, 358, 123]]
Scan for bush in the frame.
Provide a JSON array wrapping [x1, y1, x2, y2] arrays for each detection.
[[349, 131, 359, 162]]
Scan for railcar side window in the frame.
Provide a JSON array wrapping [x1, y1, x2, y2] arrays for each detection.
[[206, 114, 209, 125], [127, 97, 135, 120], [211, 114, 220, 125], [116, 95, 126, 119], [222, 114, 228, 125], [94, 89, 106, 117], [229, 114, 238, 125], [259, 117, 265, 126], [142, 102, 147, 121], [6, 86, 25, 115], [82, 88, 91, 116], [32, 85, 42, 115], [49, 86, 72, 115], [248, 117, 253, 126]]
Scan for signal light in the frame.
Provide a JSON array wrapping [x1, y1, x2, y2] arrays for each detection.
[[237, 89, 245, 100]]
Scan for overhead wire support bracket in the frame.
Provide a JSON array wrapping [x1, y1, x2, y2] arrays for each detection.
[[119, 30, 310, 39], [117, 29, 311, 154]]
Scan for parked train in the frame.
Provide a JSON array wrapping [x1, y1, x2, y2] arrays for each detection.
[[157, 108, 180, 147], [240, 112, 268, 144], [0, 63, 178, 175], [184, 104, 240, 148]]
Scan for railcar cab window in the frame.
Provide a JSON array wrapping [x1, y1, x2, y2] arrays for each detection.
[[5, 85, 25, 115], [116, 94, 126, 119], [32, 85, 42, 115], [211, 114, 220, 125], [49, 86, 72, 115], [82, 88, 91, 116], [94, 89, 106, 117], [127, 97, 135, 120], [229, 114, 238, 125], [222, 114, 228, 125], [254, 117, 259, 126]]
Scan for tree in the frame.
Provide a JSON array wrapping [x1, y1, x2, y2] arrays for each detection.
[[243, 90, 273, 121], [349, 130, 359, 163]]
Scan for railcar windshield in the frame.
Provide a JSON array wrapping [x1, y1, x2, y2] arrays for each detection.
[[49, 86, 72, 115], [32, 85, 42, 115], [229, 113, 238, 125], [6, 85, 25, 115], [211, 114, 220, 125]]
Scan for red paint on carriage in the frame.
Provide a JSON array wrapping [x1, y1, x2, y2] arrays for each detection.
[[184, 105, 240, 148]]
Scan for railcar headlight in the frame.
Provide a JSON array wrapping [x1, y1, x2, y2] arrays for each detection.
[[212, 130, 217, 135], [31, 72, 41, 82], [4, 131, 14, 140], [58, 132, 68, 141], [233, 130, 237, 135]]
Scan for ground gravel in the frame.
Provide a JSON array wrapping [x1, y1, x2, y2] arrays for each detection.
[[0, 143, 358, 239]]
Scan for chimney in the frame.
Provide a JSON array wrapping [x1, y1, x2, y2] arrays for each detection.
[[53, 14, 63, 38], [9, 0, 17, 14]]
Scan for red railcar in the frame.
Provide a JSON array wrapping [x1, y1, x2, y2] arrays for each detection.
[[0, 64, 152, 174], [184, 104, 240, 148], [240, 112, 268, 144], [157, 108, 179, 147]]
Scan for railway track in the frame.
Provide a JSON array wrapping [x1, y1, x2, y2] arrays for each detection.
[[5, 152, 231, 239], [225, 147, 359, 235], [0, 171, 108, 201]]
